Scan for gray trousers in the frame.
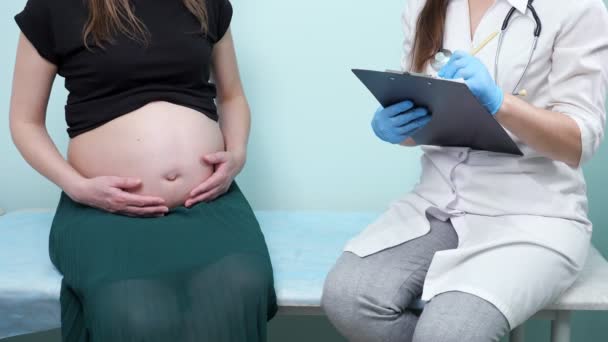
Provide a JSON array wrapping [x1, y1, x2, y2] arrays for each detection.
[[321, 216, 510, 342]]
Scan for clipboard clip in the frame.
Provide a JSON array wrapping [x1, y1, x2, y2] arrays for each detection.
[[384, 69, 439, 79]]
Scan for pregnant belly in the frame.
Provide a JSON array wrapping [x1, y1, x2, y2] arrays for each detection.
[[68, 101, 225, 209]]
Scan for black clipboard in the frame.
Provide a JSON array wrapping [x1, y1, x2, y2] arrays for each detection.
[[353, 69, 523, 156]]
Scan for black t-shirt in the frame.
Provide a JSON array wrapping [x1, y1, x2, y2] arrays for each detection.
[[15, 0, 233, 138]]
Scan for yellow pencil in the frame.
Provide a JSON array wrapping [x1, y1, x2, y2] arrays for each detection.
[[470, 31, 499, 56]]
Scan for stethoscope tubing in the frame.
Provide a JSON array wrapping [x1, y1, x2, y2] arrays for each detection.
[[494, 0, 541, 95]]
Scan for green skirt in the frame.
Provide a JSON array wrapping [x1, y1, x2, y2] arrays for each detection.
[[49, 183, 278, 342]]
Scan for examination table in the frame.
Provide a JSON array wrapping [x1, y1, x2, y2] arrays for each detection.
[[1, 209, 607, 342]]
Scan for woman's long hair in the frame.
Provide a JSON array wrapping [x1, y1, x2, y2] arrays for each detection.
[[411, 0, 449, 72], [83, 0, 208, 48]]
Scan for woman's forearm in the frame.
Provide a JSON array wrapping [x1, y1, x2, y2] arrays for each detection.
[[496, 94, 582, 167], [10, 121, 85, 195], [217, 94, 251, 161], [211, 30, 250, 163]]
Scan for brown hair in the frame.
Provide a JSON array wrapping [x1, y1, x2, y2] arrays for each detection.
[[83, 0, 208, 49], [411, 0, 449, 72]]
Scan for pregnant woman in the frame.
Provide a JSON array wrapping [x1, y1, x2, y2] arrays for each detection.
[[323, 0, 608, 341], [10, 0, 277, 341]]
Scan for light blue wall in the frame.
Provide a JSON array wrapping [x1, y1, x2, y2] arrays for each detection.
[[1, 0, 607, 341]]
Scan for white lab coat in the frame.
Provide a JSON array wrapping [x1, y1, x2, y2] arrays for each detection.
[[344, 0, 608, 328]]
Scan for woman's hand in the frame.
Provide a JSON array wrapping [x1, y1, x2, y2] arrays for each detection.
[[438, 51, 504, 115], [185, 150, 246, 207], [371, 100, 431, 144], [68, 176, 169, 217]]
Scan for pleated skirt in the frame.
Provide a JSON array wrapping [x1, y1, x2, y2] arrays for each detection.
[[49, 182, 278, 342]]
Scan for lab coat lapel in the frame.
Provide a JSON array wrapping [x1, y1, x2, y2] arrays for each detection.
[[505, 0, 528, 14], [444, 0, 473, 52]]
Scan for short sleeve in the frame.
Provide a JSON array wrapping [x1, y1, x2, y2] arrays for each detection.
[[14, 0, 58, 64], [547, 0, 608, 165], [209, 0, 233, 43]]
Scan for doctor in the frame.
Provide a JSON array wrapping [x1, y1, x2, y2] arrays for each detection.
[[322, 0, 608, 341]]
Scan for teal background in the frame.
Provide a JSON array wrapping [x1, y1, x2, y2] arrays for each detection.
[[1, 0, 607, 341]]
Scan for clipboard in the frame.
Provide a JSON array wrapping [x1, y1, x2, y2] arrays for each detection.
[[352, 69, 523, 156]]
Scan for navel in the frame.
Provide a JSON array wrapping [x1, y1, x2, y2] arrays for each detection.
[[163, 171, 180, 182]]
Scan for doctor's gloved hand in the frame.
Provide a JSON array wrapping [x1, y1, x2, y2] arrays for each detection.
[[371, 100, 431, 144], [438, 51, 504, 115]]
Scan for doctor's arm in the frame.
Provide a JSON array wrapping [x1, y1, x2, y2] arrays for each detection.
[[499, 3, 608, 167], [496, 94, 585, 167], [496, 94, 583, 167], [441, 2, 608, 167]]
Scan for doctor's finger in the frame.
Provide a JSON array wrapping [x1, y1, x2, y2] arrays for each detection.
[[391, 107, 429, 126], [437, 60, 465, 80], [451, 50, 471, 60], [439, 58, 468, 79], [381, 100, 415, 117], [397, 114, 432, 135], [453, 66, 476, 80]]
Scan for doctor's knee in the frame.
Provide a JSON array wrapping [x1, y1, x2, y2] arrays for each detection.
[[321, 253, 374, 339], [412, 291, 510, 342]]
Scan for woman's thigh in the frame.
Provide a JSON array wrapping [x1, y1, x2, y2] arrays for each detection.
[[50, 183, 272, 287], [83, 253, 276, 342], [413, 291, 510, 342]]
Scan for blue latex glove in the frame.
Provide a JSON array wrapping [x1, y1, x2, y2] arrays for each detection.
[[371, 100, 431, 144], [438, 50, 504, 115]]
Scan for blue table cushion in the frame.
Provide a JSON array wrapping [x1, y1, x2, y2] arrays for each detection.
[[258, 211, 379, 307]]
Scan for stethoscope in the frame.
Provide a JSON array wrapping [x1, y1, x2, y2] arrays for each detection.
[[432, 0, 542, 96], [494, 0, 542, 96]]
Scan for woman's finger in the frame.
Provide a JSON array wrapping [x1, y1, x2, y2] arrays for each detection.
[[391, 107, 428, 127], [186, 186, 224, 207], [187, 186, 222, 206], [107, 176, 142, 190], [202, 151, 228, 165], [189, 171, 226, 198], [201, 186, 229, 202], [114, 191, 167, 207], [120, 205, 169, 217]]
